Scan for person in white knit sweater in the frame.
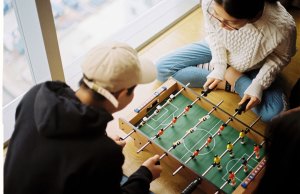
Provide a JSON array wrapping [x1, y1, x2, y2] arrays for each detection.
[[156, 0, 296, 122]]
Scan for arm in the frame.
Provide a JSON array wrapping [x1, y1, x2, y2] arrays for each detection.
[[121, 155, 162, 194], [244, 24, 297, 101], [121, 166, 153, 194], [201, 0, 228, 88]]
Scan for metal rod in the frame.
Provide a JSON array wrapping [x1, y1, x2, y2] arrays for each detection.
[[120, 129, 135, 140], [136, 141, 151, 153]]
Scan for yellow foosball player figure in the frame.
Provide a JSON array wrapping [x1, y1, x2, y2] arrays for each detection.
[[239, 129, 246, 144], [213, 154, 222, 170], [227, 141, 234, 158]]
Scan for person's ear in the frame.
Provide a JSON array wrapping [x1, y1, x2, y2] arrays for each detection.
[[114, 89, 128, 100]]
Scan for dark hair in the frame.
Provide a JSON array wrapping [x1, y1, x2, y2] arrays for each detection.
[[214, 0, 278, 20], [254, 108, 300, 193], [79, 77, 105, 101]]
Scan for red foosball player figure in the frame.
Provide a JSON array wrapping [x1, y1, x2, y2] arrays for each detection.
[[156, 129, 164, 139], [241, 157, 248, 172], [205, 136, 212, 148], [228, 171, 236, 186], [254, 144, 260, 159], [239, 129, 245, 144], [217, 124, 226, 135], [171, 116, 178, 127], [227, 142, 234, 158], [213, 154, 222, 170], [183, 105, 192, 116], [192, 149, 200, 159]]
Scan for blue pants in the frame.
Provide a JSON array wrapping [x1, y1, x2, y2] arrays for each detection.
[[156, 41, 286, 122]]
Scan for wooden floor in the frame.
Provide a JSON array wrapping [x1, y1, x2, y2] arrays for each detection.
[[107, 6, 300, 194]]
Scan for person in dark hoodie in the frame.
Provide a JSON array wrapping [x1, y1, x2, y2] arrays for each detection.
[[4, 41, 162, 194], [254, 106, 300, 193]]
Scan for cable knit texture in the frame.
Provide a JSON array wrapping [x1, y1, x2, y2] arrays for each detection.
[[202, 0, 297, 100]]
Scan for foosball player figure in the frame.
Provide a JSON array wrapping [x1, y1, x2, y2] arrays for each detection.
[[241, 157, 248, 172], [205, 136, 213, 148], [166, 94, 175, 104], [172, 140, 182, 149], [213, 154, 222, 170], [187, 127, 195, 134], [227, 141, 234, 158], [171, 116, 178, 127], [217, 124, 226, 136], [239, 129, 246, 144], [200, 115, 209, 122], [253, 144, 260, 159], [192, 150, 200, 160], [140, 116, 148, 127], [183, 105, 192, 116], [228, 171, 236, 186], [156, 129, 164, 139], [154, 105, 162, 115]]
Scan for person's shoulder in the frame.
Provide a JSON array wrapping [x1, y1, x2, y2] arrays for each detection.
[[201, 0, 210, 7], [20, 81, 49, 101], [24, 81, 67, 95], [264, 2, 296, 30]]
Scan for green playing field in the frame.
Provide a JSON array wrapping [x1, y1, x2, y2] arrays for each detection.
[[136, 93, 264, 194]]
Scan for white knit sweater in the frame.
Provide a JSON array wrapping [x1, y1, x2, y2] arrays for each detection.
[[202, 0, 297, 100]]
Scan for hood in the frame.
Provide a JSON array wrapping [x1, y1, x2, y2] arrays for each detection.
[[33, 81, 113, 138]]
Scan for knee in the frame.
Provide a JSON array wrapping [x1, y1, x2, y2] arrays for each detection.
[[156, 58, 174, 82], [260, 112, 279, 123], [256, 97, 286, 122]]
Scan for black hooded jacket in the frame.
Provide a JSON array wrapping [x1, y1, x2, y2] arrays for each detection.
[[4, 81, 152, 194]]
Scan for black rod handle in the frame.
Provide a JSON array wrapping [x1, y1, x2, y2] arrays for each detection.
[[181, 177, 202, 194], [201, 88, 213, 97], [235, 99, 251, 115]]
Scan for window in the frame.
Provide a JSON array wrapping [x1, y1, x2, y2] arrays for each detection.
[[3, 0, 34, 106], [51, 0, 162, 68], [3, 0, 199, 144]]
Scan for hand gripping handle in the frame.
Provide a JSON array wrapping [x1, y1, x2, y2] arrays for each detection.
[[235, 99, 251, 115]]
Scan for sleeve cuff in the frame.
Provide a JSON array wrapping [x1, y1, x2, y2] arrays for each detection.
[[207, 68, 226, 80], [244, 81, 263, 101], [138, 166, 153, 181]]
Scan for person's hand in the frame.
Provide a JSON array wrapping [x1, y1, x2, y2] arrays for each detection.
[[111, 135, 126, 148], [142, 155, 162, 180], [239, 94, 260, 111], [203, 78, 222, 90]]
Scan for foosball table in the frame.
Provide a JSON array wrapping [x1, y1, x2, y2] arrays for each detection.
[[119, 77, 267, 194]]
